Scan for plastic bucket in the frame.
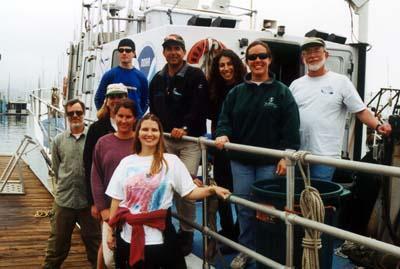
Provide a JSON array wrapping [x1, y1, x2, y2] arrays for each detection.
[[251, 179, 345, 269]]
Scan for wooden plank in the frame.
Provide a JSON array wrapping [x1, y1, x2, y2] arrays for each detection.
[[0, 156, 93, 268]]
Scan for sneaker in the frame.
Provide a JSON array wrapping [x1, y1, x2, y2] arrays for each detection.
[[177, 230, 194, 256], [230, 252, 250, 269]]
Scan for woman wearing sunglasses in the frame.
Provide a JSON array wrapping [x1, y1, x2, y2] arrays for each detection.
[[91, 99, 137, 268], [105, 114, 230, 268], [83, 83, 128, 267], [215, 41, 300, 269]]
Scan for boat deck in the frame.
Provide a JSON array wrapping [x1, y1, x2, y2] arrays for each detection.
[[0, 155, 92, 268]]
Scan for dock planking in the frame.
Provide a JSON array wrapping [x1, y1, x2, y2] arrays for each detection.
[[0, 156, 92, 268]]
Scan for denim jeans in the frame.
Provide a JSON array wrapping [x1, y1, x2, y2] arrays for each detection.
[[230, 161, 278, 255], [310, 164, 336, 181]]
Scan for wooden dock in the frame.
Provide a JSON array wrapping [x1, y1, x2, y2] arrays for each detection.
[[0, 156, 92, 268]]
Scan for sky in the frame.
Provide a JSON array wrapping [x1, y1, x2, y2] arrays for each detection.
[[0, 0, 399, 100]]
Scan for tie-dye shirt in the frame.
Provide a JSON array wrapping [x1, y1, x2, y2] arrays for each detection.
[[106, 153, 196, 245]]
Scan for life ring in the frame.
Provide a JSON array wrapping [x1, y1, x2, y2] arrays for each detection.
[[187, 38, 226, 77], [187, 38, 226, 64]]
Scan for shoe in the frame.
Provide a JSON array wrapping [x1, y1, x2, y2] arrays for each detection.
[[230, 252, 250, 269], [177, 230, 194, 256]]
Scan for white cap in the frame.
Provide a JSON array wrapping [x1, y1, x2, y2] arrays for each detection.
[[106, 83, 128, 96]]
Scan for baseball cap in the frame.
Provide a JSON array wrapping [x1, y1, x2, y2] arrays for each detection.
[[301, 37, 326, 51], [162, 34, 185, 49], [106, 83, 128, 96]]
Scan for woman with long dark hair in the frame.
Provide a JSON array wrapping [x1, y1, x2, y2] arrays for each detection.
[[208, 49, 246, 247], [215, 41, 300, 269], [106, 114, 230, 269], [91, 99, 137, 268]]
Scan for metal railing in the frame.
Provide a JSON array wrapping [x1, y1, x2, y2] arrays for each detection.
[[27, 90, 400, 268], [171, 134, 400, 269]]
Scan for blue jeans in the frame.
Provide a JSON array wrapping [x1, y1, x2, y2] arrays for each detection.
[[230, 161, 278, 255], [310, 164, 336, 181]]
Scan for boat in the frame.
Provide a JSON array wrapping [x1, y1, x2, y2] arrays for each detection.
[[2, 0, 400, 268], [4, 99, 29, 116]]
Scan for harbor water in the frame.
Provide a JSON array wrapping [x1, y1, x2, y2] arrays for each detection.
[[0, 114, 53, 190]]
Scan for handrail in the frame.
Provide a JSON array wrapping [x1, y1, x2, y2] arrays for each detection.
[[172, 211, 288, 269], [165, 133, 400, 267], [228, 195, 400, 259], [171, 133, 400, 178], [27, 94, 400, 266]]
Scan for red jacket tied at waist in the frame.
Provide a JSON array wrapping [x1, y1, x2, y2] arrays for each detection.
[[108, 207, 167, 266]]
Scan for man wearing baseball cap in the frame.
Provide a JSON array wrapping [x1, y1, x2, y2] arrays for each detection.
[[94, 38, 148, 119], [149, 34, 208, 256], [289, 37, 391, 181]]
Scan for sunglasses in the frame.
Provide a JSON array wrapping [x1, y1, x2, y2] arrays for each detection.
[[107, 93, 127, 99], [118, 48, 133, 53], [66, 110, 84, 117], [246, 53, 271, 61]]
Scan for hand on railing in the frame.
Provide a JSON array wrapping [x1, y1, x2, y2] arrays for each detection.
[[215, 135, 229, 150], [171, 128, 188, 139], [276, 159, 286, 176]]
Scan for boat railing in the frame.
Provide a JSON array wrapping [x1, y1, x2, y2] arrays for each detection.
[[170, 134, 400, 268], [27, 90, 400, 268]]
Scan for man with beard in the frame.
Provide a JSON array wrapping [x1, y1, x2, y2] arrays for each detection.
[[43, 99, 101, 268], [289, 37, 391, 181]]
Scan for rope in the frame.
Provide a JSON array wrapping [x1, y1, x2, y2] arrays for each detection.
[[34, 209, 52, 218], [294, 151, 325, 269]]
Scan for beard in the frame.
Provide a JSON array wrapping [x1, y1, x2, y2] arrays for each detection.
[[306, 57, 326, 72]]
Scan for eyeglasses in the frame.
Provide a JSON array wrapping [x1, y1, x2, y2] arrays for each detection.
[[118, 48, 133, 53], [107, 93, 127, 99], [246, 53, 271, 61], [66, 110, 84, 117], [302, 47, 325, 55]]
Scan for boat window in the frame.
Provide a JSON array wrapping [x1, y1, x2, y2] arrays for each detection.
[[325, 50, 354, 80], [261, 40, 303, 87]]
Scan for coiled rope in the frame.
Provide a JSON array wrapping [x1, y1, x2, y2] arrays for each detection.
[[34, 209, 52, 218], [293, 151, 325, 269]]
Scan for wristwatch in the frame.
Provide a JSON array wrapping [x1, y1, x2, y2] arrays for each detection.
[[182, 126, 188, 132]]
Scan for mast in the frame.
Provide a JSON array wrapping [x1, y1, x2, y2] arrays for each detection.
[[7, 73, 10, 103], [345, 0, 370, 43]]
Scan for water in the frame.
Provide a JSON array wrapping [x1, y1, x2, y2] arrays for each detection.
[[0, 115, 34, 153], [0, 114, 52, 190]]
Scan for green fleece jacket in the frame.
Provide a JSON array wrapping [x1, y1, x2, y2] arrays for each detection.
[[215, 74, 300, 165]]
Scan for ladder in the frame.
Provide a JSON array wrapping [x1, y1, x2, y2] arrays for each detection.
[[0, 135, 35, 194]]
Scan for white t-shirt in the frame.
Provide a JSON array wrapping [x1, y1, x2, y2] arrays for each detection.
[[106, 153, 196, 245], [289, 71, 366, 158]]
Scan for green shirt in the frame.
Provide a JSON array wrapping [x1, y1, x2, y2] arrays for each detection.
[[215, 74, 300, 165], [51, 128, 88, 209]]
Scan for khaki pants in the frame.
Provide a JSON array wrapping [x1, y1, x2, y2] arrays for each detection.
[[102, 222, 115, 268], [165, 137, 201, 232], [43, 202, 101, 269]]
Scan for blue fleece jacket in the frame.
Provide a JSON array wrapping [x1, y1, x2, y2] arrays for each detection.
[[94, 66, 149, 118]]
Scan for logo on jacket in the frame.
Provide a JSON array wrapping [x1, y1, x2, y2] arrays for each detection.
[[264, 97, 277, 109], [321, 86, 334, 95]]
